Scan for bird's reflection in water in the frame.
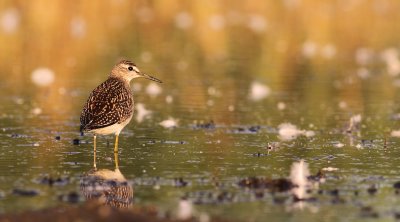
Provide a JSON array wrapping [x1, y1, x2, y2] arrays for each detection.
[[80, 152, 133, 208]]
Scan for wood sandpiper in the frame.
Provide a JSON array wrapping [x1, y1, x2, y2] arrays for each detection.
[[80, 60, 162, 168]]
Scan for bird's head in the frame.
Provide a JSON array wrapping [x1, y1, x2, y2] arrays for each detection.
[[110, 60, 162, 83]]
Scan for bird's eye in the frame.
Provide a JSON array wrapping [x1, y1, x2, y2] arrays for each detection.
[[128, 66, 133, 71]]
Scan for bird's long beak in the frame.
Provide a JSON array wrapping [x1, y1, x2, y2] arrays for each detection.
[[141, 73, 162, 83]]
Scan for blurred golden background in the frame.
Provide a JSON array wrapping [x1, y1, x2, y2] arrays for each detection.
[[1, 0, 400, 125]]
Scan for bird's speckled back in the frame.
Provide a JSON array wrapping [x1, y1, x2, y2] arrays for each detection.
[[80, 77, 133, 132]]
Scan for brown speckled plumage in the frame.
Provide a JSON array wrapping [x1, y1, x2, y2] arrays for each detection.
[[80, 77, 133, 132], [79, 60, 162, 165]]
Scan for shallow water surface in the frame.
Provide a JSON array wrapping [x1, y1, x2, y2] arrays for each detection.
[[1, 72, 400, 222]]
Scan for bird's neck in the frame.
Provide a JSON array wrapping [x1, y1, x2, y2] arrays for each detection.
[[109, 74, 132, 85]]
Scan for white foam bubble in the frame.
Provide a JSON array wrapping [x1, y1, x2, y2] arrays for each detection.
[[381, 48, 400, 76], [31, 67, 55, 87], [207, 86, 221, 97], [357, 67, 370, 79], [145, 82, 162, 98], [70, 17, 86, 38], [390, 130, 400, 137], [176, 199, 193, 220], [136, 7, 154, 23], [140, 51, 153, 63], [1, 8, 20, 34], [249, 82, 271, 101], [333, 143, 345, 148], [278, 123, 315, 141], [135, 103, 152, 123], [322, 167, 338, 171], [278, 123, 302, 140], [209, 14, 225, 31], [166, 95, 174, 104], [321, 44, 336, 59], [132, 82, 142, 92], [338, 101, 347, 109], [159, 117, 178, 128], [247, 14, 267, 33], [277, 102, 286, 110], [302, 41, 318, 58], [175, 12, 193, 30], [355, 47, 373, 65], [31, 107, 42, 115]]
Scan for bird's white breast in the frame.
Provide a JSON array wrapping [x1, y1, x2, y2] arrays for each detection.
[[89, 116, 133, 135]]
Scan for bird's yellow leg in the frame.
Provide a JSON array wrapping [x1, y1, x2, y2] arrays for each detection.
[[114, 134, 119, 153], [114, 151, 119, 169], [93, 135, 97, 169]]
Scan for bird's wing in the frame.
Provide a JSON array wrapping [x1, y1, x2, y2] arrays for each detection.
[[80, 78, 133, 132]]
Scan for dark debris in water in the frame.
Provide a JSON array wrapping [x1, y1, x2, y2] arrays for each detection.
[[367, 185, 377, 195], [72, 138, 80, 145], [272, 196, 289, 205], [325, 189, 346, 204], [329, 189, 340, 197], [188, 190, 236, 205], [252, 152, 269, 157], [163, 140, 187, 145], [361, 175, 384, 183], [58, 191, 80, 204], [238, 177, 293, 192], [307, 170, 325, 182], [248, 126, 261, 133], [360, 206, 379, 218], [193, 120, 216, 130], [35, 175, 70, 186], [359, 139, 376, 148], [10, 133, 28, 138], [293, 196, 318, 203], [144, 140, 187, 145], [238, 126, 259, 133], [331, 196, 346, 204], [12, 188, 39, 197], [216, 191, 235, 203], [227, 125, 262, 134], [174, 178, 189, 187], [55, 135, 61, 140]]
